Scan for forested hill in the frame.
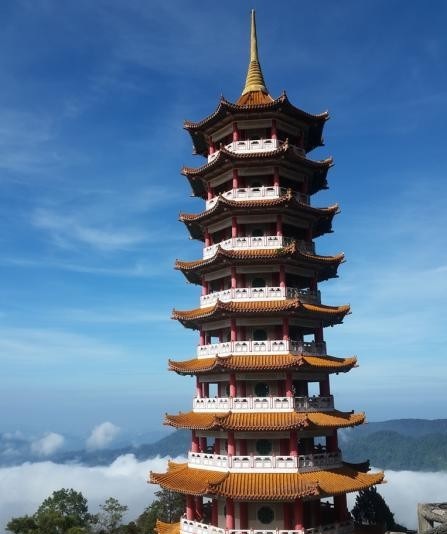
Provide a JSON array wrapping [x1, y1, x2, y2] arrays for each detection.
[[2, 419, 447, 470]]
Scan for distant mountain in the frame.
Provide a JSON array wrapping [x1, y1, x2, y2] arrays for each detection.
[[1, 419, 447, 470]]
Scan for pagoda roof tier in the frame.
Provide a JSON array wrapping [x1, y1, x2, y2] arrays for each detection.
[[168, 354, 357, 375], [175, 243, 344, 285], [150, 461, 384, 500], [179, 193, 339, 241], [172, 299, 350, 330], [184, 95, 329, 158], [155, 521, 180, 534], [183, 143, 332, 198], [164, 410, 364, 432]]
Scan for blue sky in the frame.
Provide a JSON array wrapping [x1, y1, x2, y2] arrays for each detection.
[[1, 0, 447, 441]]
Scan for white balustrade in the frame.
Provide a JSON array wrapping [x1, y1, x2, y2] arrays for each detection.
[[205, 186, 309, 210], [206, 138, 306, 162], [200, 287, 320, 307], [188, 451, 342, 472], [203, 235, 296, 259], [192, 395, 333, 413], [196, 339, 326, 358]]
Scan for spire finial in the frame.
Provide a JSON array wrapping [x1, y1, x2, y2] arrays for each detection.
[[241, 10, 269, 96]]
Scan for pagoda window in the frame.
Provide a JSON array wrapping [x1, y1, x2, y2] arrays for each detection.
[[255, 439, 272, 455], [257, 506, 275, 525], [252, 328, 267, 341], [254, 382, 269, 397]]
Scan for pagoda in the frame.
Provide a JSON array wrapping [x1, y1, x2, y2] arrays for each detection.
[[151, 11, 384, 534]]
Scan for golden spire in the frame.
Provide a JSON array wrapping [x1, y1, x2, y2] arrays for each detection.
[[241, 10, 269, 96]]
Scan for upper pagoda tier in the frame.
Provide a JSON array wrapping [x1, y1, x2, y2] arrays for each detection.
[[179, 193, 339, 241], [175, 243, 344, 285], [168, 354, 357, 375], [182, 143, 332, 199]]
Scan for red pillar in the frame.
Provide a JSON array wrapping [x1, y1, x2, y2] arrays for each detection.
[[230, 319, 237, 342], [315, 325, 324, 343], [240, 381, 246, 397], [326, 431, 339, 452], [231, 266, 237, 289], [214, 438, 220, 454], [196, 376, 202, 397], [232, 122, 239, 142], [200, 437, 207, 452], [186, 495, 194, 520], [191, 430, 199, 452], [204, 230, 211, 247], [271, 119, 277, 140], [231, 216, 238, 238], [211, 499, 218, 525], [229, 373, 237, 397], [232, 168, 239, 189], [334, 494, 348, 521], [319, 377, 330, 396], [195, 496, 203, 521], [289, 429, 298, 456], [283, 317, 289, 340], [276, 214, 283, 236], [285, 372, 293, 397], [293, 499, 304, 529], [239, 439, 247, 455], [273, 166, 280, 187], [279, 265, 286, 289], [208, 137, 215, 155], [227, 432, 235, 456], [203, 382, 209, 397], [283, 502, 292, 529], [207, 183, 213, 200], [199, 330, 205, 346], [239, 502, 248, 528], [225, 498, 235, 529]]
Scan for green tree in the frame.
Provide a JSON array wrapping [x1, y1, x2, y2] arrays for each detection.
[[351, 487, 406, 531], [135, 490, 184, 534], [95, 497, 128, 533], [6, 488, 93, 534]]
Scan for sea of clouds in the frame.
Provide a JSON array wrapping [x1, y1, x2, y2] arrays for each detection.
[[1, 456, 447, 532]]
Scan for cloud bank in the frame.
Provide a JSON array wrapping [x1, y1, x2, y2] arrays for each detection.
[[1, 457, 447, 532], [86, 422, 121, 450]]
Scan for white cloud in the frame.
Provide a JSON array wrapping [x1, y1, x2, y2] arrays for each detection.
[[0, 459, 445, 532], [30, 433, 65, 456], [0, 455, 176, 531], [86, 422, 121, 451]]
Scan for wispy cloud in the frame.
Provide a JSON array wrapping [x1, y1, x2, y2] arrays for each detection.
[[0, 327, 127, 364]]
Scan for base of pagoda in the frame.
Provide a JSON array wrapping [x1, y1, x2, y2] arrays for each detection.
[[180, 517, 353, 534]]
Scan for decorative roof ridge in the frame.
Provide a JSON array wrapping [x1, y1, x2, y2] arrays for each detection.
[[183, 92, 329, 130], [174, 245, 345, 271], [181, 144, 333, 176], [179, 193, 339, 222]]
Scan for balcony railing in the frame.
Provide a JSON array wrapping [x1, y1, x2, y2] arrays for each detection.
[[196, 339, 327, 358], [192, 395, 334, 413], [188, 451, 342, 472], [205, 186, 309, 210], [203, 236, 314, 259], [200, 287, 321, 308], [180, 517, 353, 534], [207, 138, 305, 162]]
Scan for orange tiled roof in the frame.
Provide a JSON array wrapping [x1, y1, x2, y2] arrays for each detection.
[[236, 90, 274, 106], [164, 410, 365, 431], [155, 521, 180, 534], [168, 354, 357, 374], [183, 93, 328, 131], [181, 143, 333, 178], [150, 462, 384, 500], [179, 195, 339, 241], [172, 299, 350, 327]]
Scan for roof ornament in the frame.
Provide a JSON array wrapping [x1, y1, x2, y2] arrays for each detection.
[[240, 10, 270, 97]]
